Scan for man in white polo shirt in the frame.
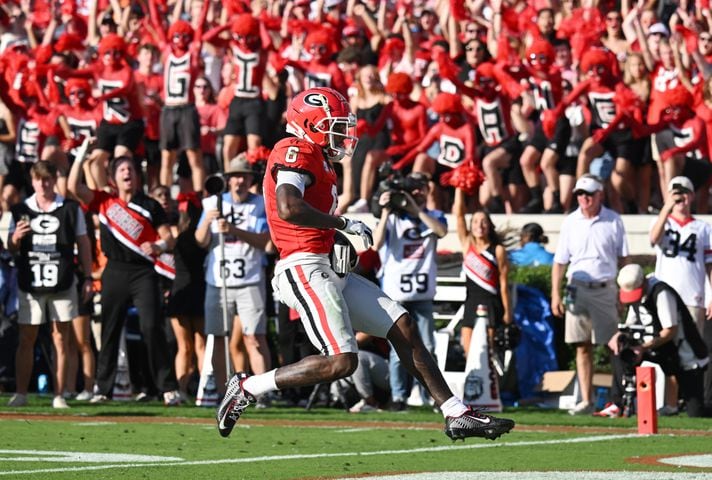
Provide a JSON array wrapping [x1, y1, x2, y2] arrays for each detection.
[[551, 174, 629, 415]]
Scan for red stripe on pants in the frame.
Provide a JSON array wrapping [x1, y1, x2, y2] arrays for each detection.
[[295, 265, 341, 355]]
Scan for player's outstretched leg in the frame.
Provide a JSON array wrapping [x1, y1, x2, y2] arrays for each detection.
[[216, 372, 254, 438], [386, 314, 515, 441], [444, 408, 515, 441]]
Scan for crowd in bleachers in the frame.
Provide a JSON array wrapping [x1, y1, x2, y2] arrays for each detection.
[[0, 0, 711, 415]]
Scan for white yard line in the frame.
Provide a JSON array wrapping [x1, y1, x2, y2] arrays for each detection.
[[0, 433, 643, 476], [339, 473, 712, 480]]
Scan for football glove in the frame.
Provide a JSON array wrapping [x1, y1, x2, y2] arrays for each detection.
[[338, 216, 373, 249]]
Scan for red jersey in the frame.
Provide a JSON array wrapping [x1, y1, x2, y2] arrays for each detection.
[[197, 103, 225, 154], [134, 70, 162, 140], [648, 63, 686, 124], [59, 104, 101, 140], [303, 61, 347, 97], [162, 48, 201, 106], [663, 116, 708, 161], [389, 100, 427, 147], [94, 64, 143, 124], [231, 45, 267, 99], [263, 137, 338, 258]]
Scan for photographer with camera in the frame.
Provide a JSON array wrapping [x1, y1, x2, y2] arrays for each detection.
[[598, 264, 710, 418], [372, 172, 447, 411]]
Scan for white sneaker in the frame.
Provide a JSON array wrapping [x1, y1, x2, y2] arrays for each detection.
[[7, 393, 27, 407], [568, 401, 594, 416], [53, 396, 70, 409], [89, 394, 109, 404], [75, 390, 93, 401], [593, 402, 621, 418], [163, 390, 182, 406], [346, 198, 370, 213], [349, 399, 378, 413]]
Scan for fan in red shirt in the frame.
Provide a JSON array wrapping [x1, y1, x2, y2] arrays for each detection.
[[52, 34, 144, 187], [133, 44, 163, 190], [347, 72, 428, 213], [55, 78, 102, 160], [392, 92, 478, 211], [285, 28, 348, 97], [654, 88, 712, 210], [147, 0, 209, 194], [516, 39, 569, 214], [214, 13, 269, 169], [550, 48, 649, 213]]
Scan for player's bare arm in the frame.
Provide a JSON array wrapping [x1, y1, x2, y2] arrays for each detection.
[[276, 183, 345, 229]]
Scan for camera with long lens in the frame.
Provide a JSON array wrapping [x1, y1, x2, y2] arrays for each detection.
[[370, 162, 426, 218], [617, 323, 655, 367], [616, 323, 655, 417]]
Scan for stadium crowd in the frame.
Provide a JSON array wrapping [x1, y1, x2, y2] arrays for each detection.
[[0, 0, 710, 418]]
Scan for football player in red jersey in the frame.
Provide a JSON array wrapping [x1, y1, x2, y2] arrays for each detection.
[[147, 0, 208, 194], [216, 87, 515, 442]]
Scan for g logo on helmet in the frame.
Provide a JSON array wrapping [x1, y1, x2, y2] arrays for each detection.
[[303, 93, 329, 109]]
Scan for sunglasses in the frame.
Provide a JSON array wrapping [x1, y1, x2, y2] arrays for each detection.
[[528, 53, 549, 64], [575, 191, 595, 197], [194, 84, 209, 90]]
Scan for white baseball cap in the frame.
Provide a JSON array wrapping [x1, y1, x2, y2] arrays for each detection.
[[648, 22, 670, 37], [617, 264, 645, 304], [573, 175, 603, 194], [667, 176, 694, 193]]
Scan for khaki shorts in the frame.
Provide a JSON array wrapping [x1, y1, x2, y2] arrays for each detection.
[[18, 279, 78, 325], [564, 281, 618, 345], [204, 281, 267, 336], [273, 261, 406, 356]]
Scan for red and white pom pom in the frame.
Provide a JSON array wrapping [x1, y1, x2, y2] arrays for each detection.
[[439, 161, 484, 196]]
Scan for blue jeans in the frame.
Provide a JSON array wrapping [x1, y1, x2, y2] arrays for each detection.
[[388, 300, 435, 402]]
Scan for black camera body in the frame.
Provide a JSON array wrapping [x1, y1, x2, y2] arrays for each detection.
[[617, 323, 654, 367], [370, 162, 424, 218]]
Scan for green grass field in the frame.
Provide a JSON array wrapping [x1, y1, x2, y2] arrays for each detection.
[[1, 395, 711, 480]]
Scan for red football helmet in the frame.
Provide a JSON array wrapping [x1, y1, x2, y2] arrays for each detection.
[[285, 87, 357, 161]]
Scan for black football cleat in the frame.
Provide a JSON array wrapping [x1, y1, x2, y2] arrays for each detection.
[[216, 372, 255, 438], [444, 408, 515, 441]]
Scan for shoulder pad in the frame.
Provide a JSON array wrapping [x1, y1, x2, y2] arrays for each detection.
[[269, 138, 324, 172]]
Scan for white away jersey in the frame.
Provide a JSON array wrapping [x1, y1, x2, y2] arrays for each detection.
[[652, 216, 712, 308], [377, 211, 445, 302], [199, 192, 269, 287]]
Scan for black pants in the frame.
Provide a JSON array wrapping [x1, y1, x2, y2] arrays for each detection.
[[96, 261, 177, 396], [703, 319, 712, 408], [610, 349, 708, 417]]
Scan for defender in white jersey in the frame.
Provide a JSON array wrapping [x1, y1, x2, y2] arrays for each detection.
[[650, 176, 712, 409], [372, 173, 447, 410], [195, 157, 272, 395]]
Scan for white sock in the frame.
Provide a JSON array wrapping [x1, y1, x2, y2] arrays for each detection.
[[242, 370, 278, 397], [439, 396, 468, 418]]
